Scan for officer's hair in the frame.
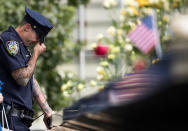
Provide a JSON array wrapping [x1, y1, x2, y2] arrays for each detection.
[[20, 19, 35, 32], [20, 19, 28, 26]]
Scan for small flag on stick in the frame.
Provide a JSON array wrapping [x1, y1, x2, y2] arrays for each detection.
[[128, 13, 160, 55]]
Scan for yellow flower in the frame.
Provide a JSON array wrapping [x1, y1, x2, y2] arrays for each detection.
[[100, 61, 109, 67], [97, 66, 105, 75], [162, 0, 170, 11], [63, 91, 70, 97], [109, 44, 115, 50], [117, 29, 123, 36], [152, 58, 159, 64], [158, 21, 162, 26], [172, 2, 178, 8], [112, 46, 120, 53], [152, 59, 156, 64], [61, 84, 68, 91], [120, 9, 126, 16], [97, 74, 104, 81], [162, 15, 169, 23], [91, 43, 97, 49], [108, 54, 115, 60], [129, 6, 139, 16], [90, 80, 97, 87], [131, 51, 135, 55], [67, 80, 73, 87], [127, 21, 136, 30], [77, 83, 85, 91], [136, 0, 149, 7], [107, 26, 116, 36], [98, 85, 105, 91]]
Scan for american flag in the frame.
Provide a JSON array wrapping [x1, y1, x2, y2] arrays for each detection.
[[127, 15, 159, 54]]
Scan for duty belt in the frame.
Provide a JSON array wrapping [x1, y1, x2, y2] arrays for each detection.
[[4, 104, 34, 127]]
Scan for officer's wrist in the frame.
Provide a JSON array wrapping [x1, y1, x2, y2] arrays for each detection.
[[33, 50, 40, 58], [44, 108, 54, 117]]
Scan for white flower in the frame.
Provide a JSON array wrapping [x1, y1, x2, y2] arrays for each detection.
[[124, 0, 139, 7], [109, 0, 117, 6], [127, 21, 135, 28], [142, 8, 152, 15], [102, 0, 117, 8], [100, 61, 109, 67], [67, 72, 74, 78], [63, 91, 70, 97], [77, 83, 85, 91], [117, 29, 123, 36], [107, 26, 116, 36], [67, 80, 73, 87], [112, 46, 120, 53], [148, 0, 159, 4], [126, 7, 134, 16], [96, 33, 104, 41], [125, 37, 131, 42], [118, 36, 124, 45], [124, 44, 133, 51], [108, 54, 115, 60], [103, 0, 111, 8], [90, 80, 97, 87], [61, 84, 68, 91], [97, 74, 103, 80], [120, 15, 126, 22], [91, 42, 97, 49], [96, 66, 105, 74]]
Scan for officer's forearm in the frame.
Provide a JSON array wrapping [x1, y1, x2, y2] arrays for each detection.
[[33, 77, 52, 116], [11, 53, 38, 86]]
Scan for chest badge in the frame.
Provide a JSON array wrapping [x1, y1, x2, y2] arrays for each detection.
[[6, 40, 19, 56]]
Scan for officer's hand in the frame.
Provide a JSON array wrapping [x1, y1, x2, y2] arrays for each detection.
[[33, 42, 46, 57], [0, 94, 3, 103], [43, 111, 55, 129]]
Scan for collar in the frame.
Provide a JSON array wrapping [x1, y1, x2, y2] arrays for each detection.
[[7, 26, 23, 44]]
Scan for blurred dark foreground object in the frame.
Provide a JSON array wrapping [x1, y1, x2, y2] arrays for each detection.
[[58, 48, 188, 131], [51, 13, 188, 131]]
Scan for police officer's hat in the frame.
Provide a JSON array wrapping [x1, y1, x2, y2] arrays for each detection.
[[24, 8, 53, 43]]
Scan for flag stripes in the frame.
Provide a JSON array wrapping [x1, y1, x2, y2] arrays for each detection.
[[128, 16, 157, 54]]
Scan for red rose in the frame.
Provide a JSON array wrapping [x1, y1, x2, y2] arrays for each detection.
[[95, 44, 109, 56]]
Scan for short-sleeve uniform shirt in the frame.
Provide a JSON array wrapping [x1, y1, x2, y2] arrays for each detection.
[[0, 26, 33, 110]]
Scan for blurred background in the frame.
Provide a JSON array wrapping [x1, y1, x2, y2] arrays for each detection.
[[1, 0, 188, 130]]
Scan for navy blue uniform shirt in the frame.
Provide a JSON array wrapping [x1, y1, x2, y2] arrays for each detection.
[[0, 26, 33, 110]]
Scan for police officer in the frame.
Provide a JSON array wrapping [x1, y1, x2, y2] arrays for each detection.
[[0, 8, 54, 130]]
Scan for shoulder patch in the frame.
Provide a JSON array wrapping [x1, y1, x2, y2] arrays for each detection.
[[6, 40, 19, 56]]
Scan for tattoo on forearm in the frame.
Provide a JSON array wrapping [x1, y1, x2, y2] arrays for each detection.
[[33, 78, 52, 115], [12, 55, 37, 86]]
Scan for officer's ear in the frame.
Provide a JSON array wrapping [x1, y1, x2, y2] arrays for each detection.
[[23, 23, 32, 33]]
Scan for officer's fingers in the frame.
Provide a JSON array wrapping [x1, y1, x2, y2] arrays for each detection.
[[40, 43, 46, 49], [52, 111, 55, 115]]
